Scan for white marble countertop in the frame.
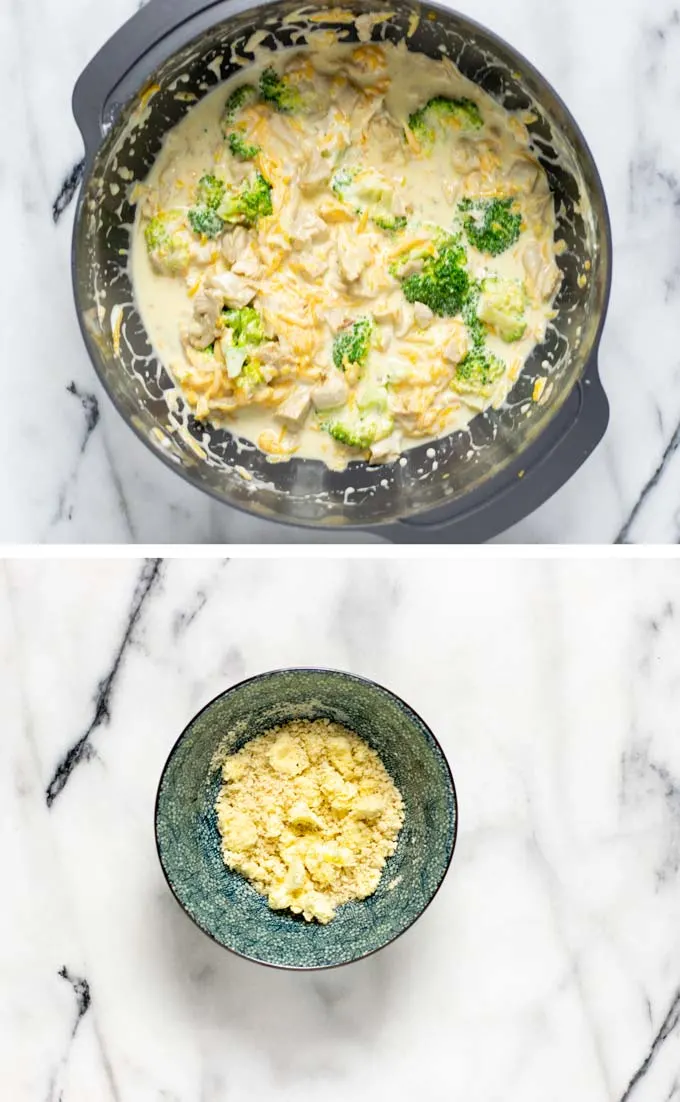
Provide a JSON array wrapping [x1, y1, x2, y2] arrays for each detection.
[[4, 556, 680, 1098], [3, 0, 680, 543]]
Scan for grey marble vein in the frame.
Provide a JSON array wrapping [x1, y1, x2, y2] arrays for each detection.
[[616, 419, 680, 543], [619, 989, 680, 1101], [45, 558, 163, 805], [52, 160, 85, 223]]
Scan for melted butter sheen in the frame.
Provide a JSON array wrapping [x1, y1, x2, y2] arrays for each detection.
[[131, 38, 560, 469]]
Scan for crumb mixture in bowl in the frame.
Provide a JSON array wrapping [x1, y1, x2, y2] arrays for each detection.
[[215, 718, 405, 923]]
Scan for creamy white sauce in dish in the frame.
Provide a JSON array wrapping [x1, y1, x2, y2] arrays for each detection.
[[131, 37, 562, 468]]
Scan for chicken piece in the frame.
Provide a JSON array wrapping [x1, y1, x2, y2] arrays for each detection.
[[390, 389, 442, 436], [336, 229, 372, 284], [523, 243, 562, 300], [373, 292, 414, 337], [393, 303, 415, 338], [231, 245, 262, 279], [189, 239, 219, 266], [443, 178, 463, 205], [366, 114, 405, 160], [274, 386, 312, 428], [256, 340, 297, 379], [413, 302, 434, 328], [296, 253, 329, 281], [311, 372, 349, 411], [222, 226, 250, 266], [369, 432, 402, 464], [322, 307, 349, 333], [291, 209, 329, 247], [184, 286, 222, 350], [507, 158, 540, 194], [179, 342, 220, 371], [207, 270, 255, 308], [443, 324, 469, 365], [451, 138, 482, 175], [299, 145, 331, 192], [345, 44, 388, 89], [398, 254, 425, 279]]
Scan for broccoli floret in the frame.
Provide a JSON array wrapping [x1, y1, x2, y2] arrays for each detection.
[[260, 66, 304, 113], [222, 86, 261, 159], [461, 279, 484, 347], [460, 197, 522, 256], [187, 206, 224, 238], [195, 174, 226, 209], [408, 96, 483, 148], [452, 347, 506, 398], [223, 306, 266, 347], [227, 131, 260, 160], [332, 317, 373, 371], [234, 359, 265, 396], [324, 410, 394, 449], [372, 213, 408, 233], [356, 383, 389, 411], [331, 166, 406, 232], [218, 171, 273, 226], [222, 84, 258, 126], [477, 278, 527, 342], [187, 175, 227, 238], [399, 235, 471, 317], [144, 210, 191, 274]]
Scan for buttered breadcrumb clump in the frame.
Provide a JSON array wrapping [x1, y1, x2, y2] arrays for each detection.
[[215, 718, 404, 923]]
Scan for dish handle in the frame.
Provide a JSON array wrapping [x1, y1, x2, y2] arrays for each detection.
[[72, 0, 229, 157], [377, 360, 610, 544]]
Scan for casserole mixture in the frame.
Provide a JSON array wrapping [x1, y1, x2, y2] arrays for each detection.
[[132, 37, 561, 467], [215, 719, 404, 923]]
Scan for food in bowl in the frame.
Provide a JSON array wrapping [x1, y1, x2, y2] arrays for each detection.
[[132, 36, 561, 468], [214, 718, 405, 923]]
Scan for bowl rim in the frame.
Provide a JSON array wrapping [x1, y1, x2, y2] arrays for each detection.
[[154, 665, 459, 970]]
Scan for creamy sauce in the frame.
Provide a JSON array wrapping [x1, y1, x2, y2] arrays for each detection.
[[131, 37, 561, 468]]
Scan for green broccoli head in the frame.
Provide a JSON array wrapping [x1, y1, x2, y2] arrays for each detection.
[[218, 171, 273, 226], [227, 131, 260, 160], [222, 84, 258, 126], [451, 347, 506, 398], [233, 358, 266, 396], [332, 317, 373, 372], [187, 206, 225, 238], [477, 278, 527, 342], [371, 213, 408, 233], [323, 409, 394, 449], [144, 210, 191, 274], [460, 197, 522, 256], [196, 174, 226, 209], [187, 175, 228, 238], [408, 96, 483, 149], [259, 66, 305, 113], [223, 306, 266, 348], [398, 235, 471, 317], [331, 166, 406, 232]]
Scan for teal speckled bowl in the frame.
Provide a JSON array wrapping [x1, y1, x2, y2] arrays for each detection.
[[155, 668, 458, 969]]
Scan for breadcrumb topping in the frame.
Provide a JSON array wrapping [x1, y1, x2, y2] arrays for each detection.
[[215, 718, 404, 923]]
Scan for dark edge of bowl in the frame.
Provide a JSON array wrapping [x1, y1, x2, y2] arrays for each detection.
[[153, 666, 459, 971]]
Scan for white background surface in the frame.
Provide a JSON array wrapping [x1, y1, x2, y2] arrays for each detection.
[[3, 555, 680, 1099], [1, 0, 679, 543]]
